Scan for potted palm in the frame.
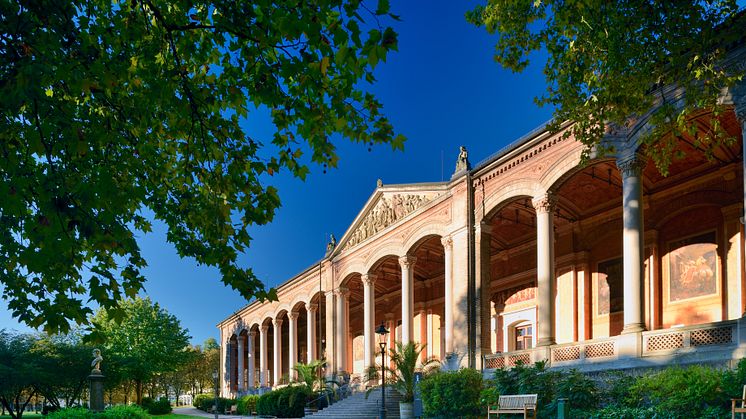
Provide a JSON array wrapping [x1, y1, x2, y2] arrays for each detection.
[[387, 342, 439, 419], [293, 359, 339, 415]]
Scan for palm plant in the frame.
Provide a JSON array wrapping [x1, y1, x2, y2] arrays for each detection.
[[387, 341, 439, 403], [293, 359, 339, 408]]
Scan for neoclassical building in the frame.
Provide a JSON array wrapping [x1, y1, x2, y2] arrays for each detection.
[[218, 55, 746, 396]]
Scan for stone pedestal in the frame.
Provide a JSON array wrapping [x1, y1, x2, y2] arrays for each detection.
[[89, 371, 105, 412]]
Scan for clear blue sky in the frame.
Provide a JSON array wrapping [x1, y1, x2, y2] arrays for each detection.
[[0, 1, 554, 345]]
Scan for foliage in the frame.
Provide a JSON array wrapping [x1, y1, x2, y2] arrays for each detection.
[[419, 368, 483, 419], [381, 342, 439, 403], [45, 408, 93, 419], [91, 297, 190, 404], [0, 330, 38, 419], [467, 1, 744, 174], [1, 0, 404, 335], [192, 394, 212, 409], [196, 396, 232, 413], [181, 339, 220, 397], [293, 359, 339, 407], [32, 332, 93, 409], [491, 360, 559, 413], [236, 395, 260, 415], [625, 365, 728, 418], [99, 405, 149, 419], [555, 369, 599, 411], [256, 385, 312, 418], [141, 397, 172, 415]]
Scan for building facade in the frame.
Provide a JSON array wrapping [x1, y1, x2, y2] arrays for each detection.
[[218, 58, 746, 397]]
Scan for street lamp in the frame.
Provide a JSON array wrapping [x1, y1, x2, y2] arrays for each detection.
[[212, 370, 218, 419], [376, 322, 389, 419]]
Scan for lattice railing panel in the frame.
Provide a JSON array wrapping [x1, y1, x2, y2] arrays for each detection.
[[507, 353, 531, 366], [647, 332, 683, 352], [691, 327, 732, 347], [585, 341, 614, 358], [552, 346, 581, 362], [484, 356, 505, 369]]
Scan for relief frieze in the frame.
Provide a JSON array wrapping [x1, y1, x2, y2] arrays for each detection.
[[344, 193, 440, 250]]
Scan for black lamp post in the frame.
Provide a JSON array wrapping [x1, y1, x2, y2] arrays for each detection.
[[376, 322, 389, 419], [212, 370, 218, 419]]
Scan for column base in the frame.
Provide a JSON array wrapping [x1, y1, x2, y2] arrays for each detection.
[[621, 323, 646, 334], [536, 337, 556, 347]]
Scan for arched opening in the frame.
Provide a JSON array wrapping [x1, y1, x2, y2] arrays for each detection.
[[408, 235, 446, 362], [228, 334, 238, 392]]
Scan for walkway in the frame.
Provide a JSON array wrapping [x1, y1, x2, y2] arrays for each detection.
[[172, 407, 256, 418]]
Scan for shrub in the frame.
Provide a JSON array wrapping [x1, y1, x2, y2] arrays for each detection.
[[626, 364, 728, 418], [100, 405, 150, 419], [420, 368, 483, 418], [193, 394, 211, 408], [196, 396, 233, 413], [555, 369, 599, 412], [236, 394, 260, 415], [256, 385, 312, 418], [46, 408, 93, 419], [141, 397, 172, 415]]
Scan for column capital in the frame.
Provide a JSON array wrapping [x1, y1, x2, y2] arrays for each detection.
[[616, 153, 648, 178], [249, 330, 257, 338], [532, 193, 557, 214], [324, 289, 335, 298], [732, 81, 746, 121], [260, 325, 269, 333], [288, 311, 299, 321], [273, 318, 283, 328], [307, 304, 319, 313], [399, 255, 417, 269], [440, 235, 453, 250], [335, 286, 350, 298], [475, 222, 493, 235], [361, 273, 377, 286]]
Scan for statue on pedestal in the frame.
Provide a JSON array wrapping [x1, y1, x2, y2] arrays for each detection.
[[454, 146, 471, 174], [91, 349, 103, 373], [89, 349, 105, 412]]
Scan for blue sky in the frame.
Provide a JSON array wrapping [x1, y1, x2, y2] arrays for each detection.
[[0, 1, 554, 344]]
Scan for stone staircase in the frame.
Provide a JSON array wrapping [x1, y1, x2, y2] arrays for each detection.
[[308, 387, 403, 418]]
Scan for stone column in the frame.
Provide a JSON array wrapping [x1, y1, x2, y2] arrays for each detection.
[[273, 318, 283, 386], [362, 273, 377, 370], [335, 287, 349, 373], [307, 305, 317, 362], [237, 334, 245, 393], [400, 255, 417, 345], [248, 331, 256, 389], [259, 325, 268, 387], [617, 154, 647, 334], [441, 236, 454, 354], [418, 308, 427, 363], [288, 312, 298, 380], [736, 91, 746, 226], [533, 193, 557, 346]]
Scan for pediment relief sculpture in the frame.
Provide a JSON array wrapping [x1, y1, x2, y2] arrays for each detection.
[[344, 193, 440, 250]]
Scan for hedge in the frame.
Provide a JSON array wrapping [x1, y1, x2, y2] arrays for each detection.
[[256, 385, 312, 418], [420, 368, 483, 418], [236, 394, 260, 415]]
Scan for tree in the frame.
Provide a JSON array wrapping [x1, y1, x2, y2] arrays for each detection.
[[32, 332, 92, 410], [467, 1, 744, 173], [91, 297, 191, 405], [0, 330, 37, 419], [0, 0, 404, 334]]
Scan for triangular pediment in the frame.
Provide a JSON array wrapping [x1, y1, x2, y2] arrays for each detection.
[[335, 183, 448, 253]]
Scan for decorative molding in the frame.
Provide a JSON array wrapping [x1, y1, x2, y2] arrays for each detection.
[[399, 255, 417, 269], [532, 193, 557, 214], [440, 235, 453, 250], [288, 311, 299, 320], [344, 193, 440, 250], [335, 287, 350, 298], [260, 325, 269, 333], [273, 319, 283, 328], [616, 154, 648, 178], [307, 304, 318, 313], [361, 273, 377, 286]]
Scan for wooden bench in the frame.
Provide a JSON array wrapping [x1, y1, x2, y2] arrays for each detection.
[[732, 384, 746, 419], [488, 394, 538, 419], [227, 404, 238, 415]]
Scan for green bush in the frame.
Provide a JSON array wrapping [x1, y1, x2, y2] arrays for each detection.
[[236, 394, 260, 415], [420, 368, 483, 418], [141, 397, 172, 415], [626, 365, 728, 418], [100, 405, 150, 419], [193, 393, 211, 408], [46, 408, 93, 419], [555, 369, 599, 412], [256, 385, 312, 418], [196, 396, 233, 413]]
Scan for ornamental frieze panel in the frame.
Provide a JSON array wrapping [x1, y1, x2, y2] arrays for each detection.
[[344, 192, 442, 250]]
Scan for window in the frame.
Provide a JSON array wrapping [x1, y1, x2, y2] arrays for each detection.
[[515, 324, 533, 350]]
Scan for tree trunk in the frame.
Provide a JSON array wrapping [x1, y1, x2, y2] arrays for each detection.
[[135, 380, 143, 405]]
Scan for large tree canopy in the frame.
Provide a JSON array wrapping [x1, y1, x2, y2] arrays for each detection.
[[0, 0, 403, 333], [467, 0, 744, 171]]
